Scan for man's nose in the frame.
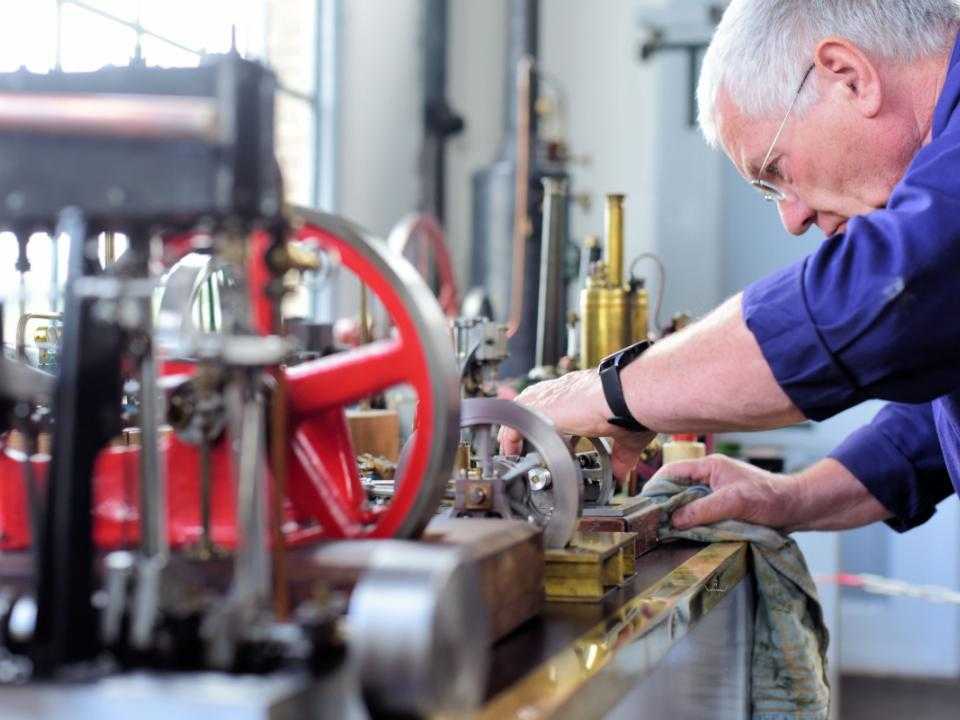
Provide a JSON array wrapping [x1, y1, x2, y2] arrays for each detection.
[[777, 197, 816, 236]]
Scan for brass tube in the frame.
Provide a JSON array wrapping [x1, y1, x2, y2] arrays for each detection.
[[604, 194, 625, 289], [579, 272, 630, 368], [629, 284, 649, 343], [579, 275, 604, 369], [597, 286, 629, 360]]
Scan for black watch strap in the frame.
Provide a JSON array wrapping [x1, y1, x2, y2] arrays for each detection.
[[598, 340, 651, 433]]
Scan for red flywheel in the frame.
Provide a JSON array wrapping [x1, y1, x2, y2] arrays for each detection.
[[0, 208, 460, 550]]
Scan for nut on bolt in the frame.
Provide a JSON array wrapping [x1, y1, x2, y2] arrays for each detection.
[[468, 486, 487, 505]]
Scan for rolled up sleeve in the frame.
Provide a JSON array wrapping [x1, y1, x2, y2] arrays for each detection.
[[743, 129, 960, 421], [829, 403, 954, 532]]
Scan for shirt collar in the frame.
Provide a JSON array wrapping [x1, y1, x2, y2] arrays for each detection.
[[932, 30, 960, 138]]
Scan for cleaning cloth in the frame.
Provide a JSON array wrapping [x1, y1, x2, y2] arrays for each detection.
[[640, 476, 830, 720]]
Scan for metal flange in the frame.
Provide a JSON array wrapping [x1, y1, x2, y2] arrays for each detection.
[[459, 398, 582, 548], [573, 436, 615, 507]]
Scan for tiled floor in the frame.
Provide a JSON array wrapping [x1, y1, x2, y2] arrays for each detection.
[[840, 674, 960, 719]]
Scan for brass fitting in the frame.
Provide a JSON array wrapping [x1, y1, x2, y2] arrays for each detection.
[[604, 194, 626, 289]]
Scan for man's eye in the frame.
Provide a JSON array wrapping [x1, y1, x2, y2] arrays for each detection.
[[766, 162, 782, 180]]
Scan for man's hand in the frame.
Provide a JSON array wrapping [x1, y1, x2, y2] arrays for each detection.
[[653, 455, 892, 532], [652, 454, 799, 530], [497, 369, 655, 478]]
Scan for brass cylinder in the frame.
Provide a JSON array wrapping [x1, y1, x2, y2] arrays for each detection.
[[579, 278, 630, 369], [579, 274, 606, 369], [598, 286, 629, 359], [604, 194, 626, 289], [629, 283, 649, 343], [455, 441, 471, 472]]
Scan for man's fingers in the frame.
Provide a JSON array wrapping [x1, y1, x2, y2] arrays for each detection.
[[670, 488, 741, 529], [652, 457, 716, 486], [498, 426, 523, 456], [610, 444, 640, 480]]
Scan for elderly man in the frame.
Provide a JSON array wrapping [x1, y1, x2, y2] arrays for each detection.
[[502, 0, 960, 535]]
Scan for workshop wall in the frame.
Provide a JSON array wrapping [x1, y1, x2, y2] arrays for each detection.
[[335, 0, 424, 236], [333, 1, 726, 321], [448, 0, 665, 295], [446, 0, 509, 286], [538, 0, 659, 287]]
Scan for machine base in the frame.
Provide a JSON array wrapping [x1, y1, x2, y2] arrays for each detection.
[[544, 531, 638, 602], [579, 495, 663, 557]]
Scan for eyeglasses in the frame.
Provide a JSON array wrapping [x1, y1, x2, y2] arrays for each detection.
[[751, 64, 815, 203]]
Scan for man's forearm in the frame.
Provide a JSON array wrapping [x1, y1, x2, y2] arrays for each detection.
[[784, 458, 892, 532], [620, 293, 805, 433]]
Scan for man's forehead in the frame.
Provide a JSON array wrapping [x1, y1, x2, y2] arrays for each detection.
[[715, 88, 770, 180]]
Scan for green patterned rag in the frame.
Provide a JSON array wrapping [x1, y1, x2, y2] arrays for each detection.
[[640, 477, 830, 720]]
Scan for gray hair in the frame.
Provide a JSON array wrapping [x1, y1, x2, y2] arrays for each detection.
[[697, 0, 960, 147]]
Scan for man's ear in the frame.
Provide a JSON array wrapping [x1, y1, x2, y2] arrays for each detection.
[[814, 37, 883, 118]]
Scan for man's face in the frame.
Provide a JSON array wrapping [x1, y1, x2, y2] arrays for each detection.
[[716, 85, 919, 237]]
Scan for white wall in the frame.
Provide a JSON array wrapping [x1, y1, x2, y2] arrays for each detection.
[[540, 0, 658, 271], [335, 0, 423, 237], [337, 0, 683, 306], [445, 0, 508, 285]]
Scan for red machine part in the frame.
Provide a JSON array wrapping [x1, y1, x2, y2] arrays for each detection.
[[387, 213, 460, 318], [0, 213, 455, 550], [283, 218, 443, 540]]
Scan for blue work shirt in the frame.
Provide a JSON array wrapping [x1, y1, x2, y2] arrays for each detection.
[[742, 33, 960, 532]]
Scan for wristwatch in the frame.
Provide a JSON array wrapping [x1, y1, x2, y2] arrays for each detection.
[[597, 339, 652, 432]]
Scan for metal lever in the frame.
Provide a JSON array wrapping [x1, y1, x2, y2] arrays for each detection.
[[203, 372, 272, 669]]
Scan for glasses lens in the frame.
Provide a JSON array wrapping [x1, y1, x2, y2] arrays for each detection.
[[750, 180, 785, 203]]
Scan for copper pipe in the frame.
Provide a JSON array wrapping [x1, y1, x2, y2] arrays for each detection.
[[0, 92, 220, 142], [506, 55, 535, 338]]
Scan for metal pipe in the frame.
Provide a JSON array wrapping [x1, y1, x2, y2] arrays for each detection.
[[0, 93, 221, 142], [269, 372, 290, 620], [420, 0, 463, 222], [502, 0, 539, 137], [136, 345, 167, 561], [535, 177, 567, 367], [604, 194, 625, 289], [231, 377, 271, 606], [104, 231, 117, 266], [129, 234, 168, 652], [33, 207, 101, 672], [506, 55, 534, 338]]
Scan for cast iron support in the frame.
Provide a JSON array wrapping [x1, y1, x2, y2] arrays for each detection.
[[32, 209, 124, 674]]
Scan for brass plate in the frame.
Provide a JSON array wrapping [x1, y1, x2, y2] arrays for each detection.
[[544, 532, 639, 602], [467, 542, 748, 720]]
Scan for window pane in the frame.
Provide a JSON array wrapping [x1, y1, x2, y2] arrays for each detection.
[[60, 4, 137, 71], [266, 0, 317, 96], [0, 232, 61, 346], [276, 93, 315, 206], [74, 0, 141, 23], [0, 0, 57, 72], [139, 35, 201, 68], [139, 0, 262, 57]]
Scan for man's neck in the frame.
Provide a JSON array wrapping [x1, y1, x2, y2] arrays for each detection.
[[899, 46, 954, 144]]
